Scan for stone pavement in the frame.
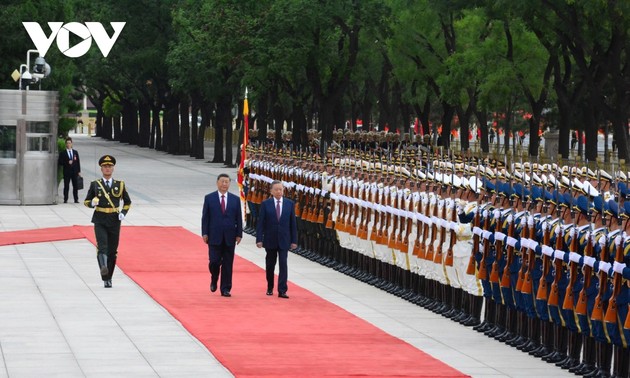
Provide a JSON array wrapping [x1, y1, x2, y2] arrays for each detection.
[[0, 135, 573, 377]]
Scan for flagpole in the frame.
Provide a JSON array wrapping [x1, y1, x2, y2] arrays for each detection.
[[239, 88, 249, 219]]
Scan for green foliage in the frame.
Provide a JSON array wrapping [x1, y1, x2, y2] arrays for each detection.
[[58, 118, 78, 138]]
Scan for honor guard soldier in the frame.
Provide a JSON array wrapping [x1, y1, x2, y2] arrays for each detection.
[[84, 155, 132, 288]]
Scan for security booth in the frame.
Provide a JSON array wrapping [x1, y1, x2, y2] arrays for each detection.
[[0, 89, 59, 205]]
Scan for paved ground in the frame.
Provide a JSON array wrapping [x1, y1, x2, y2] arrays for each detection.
[[0, 135, 574, 377]]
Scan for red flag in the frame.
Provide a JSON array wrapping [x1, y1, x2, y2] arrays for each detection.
[[414, 118, 419, 134]]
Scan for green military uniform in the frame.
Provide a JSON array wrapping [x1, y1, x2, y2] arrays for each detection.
[[83, 155, 132, 287]]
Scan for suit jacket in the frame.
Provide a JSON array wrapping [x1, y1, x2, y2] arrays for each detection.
[[202, 191, 243, 246], [58, 149, 80, 177], [256, 197, 298, 250]]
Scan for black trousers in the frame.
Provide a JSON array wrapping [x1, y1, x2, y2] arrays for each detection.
[[63, 174, 79, 202], [94, 221, 120, 281], [209, 241, 235, 293], [265, 248, 288, 294]]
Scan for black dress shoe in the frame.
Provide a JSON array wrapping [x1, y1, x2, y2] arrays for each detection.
[[74, 200, 79, 203], [266, 290, 273, 296], [210, 283, 217, 292], [221, 291, 231, 297], [104, 280, 112, 288], [278, 293, 289, 299]]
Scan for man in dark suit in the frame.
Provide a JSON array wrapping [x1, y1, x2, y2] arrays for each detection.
[[256, 180, 298, 298], [83, 155, 132, 288], [202, 173, 243, 297], [58, 137, 81, 203]]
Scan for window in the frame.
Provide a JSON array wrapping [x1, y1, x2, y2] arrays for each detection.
[[26, 121, 52, 152], [26, 121, 50, 133], [0, 125, 17, 159]]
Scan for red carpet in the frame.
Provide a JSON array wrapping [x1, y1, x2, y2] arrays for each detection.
[[1, 226, 467, 377], [0, 226, 85, 246]]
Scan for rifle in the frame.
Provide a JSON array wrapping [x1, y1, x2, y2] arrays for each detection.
[[490, 158, 510, 283], [560, 162, 580, 310], [413, 190, 426, 259], [445, 162, 457, 267], [489, 210, 504, 284], [548, 175, 565, 307], [378, 183, 392, 246], [425, 193, 438, 263], [325, 173, 336, 229], [370, 184, 381, 242], [396, 183, 408, 251], [477, 180, 492, 280], [562, 224, 580, 310], [357, 180, 369, 239], [402, 189, 414, 254], [466, 164, 482, 275], [388, 186, 400, 249], [347, 170, 359, 235], [605, 168, 625, 324], [516, 167, 529, 292], [536, 218, 552, 299], [334, 169, 347, 232], [433, 197, 447, 265], [592, 164, 615, 322], [522, 162, 538, 295], [576, 169, 602, 314]]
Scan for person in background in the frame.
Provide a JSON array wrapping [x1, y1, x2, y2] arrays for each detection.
[[58, 137, 81, 203]]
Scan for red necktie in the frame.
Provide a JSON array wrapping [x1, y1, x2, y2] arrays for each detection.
[[276, 200, 281, 221], [221, 195, 226, 214]]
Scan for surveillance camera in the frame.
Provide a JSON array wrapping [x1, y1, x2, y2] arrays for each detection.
[[33, 56, 46, 74]]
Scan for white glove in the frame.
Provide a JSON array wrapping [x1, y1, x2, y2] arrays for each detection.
[[613, 261, 627, 274], [568, 252, 581, 263], [118, 213, 125, 221], [506, 236, 518, 248], [541, 245, 554, 257], [583, 256, 596, 267], [599, 261, 612, 273], [553, 250, 565, 260], [91, 197, 99, 207]]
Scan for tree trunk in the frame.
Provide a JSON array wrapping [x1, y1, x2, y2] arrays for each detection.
[[189, 94, 201, 158], [257, 91, 269, 146], [113, 115, 121, 141], [102, 115, 112, 140], [292, 102, 307, 151], [163, 96, 180, 155], [150, 104, 162, 150], [213, 98, 226, 163], [474, 110, 489, 153], [440, 102, 455, 151], [180, 96, 190, 155], [138, 100, 151, 148]]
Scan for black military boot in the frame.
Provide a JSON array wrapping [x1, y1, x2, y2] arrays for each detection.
[[571, 335, 596, 375], [585, 341, 612, 378], [462, 294, 482, 326], [97, 253, 109, 276], [529, 318, 549, 357], [473, 297, 493, 332], [518, 317, 539, 352], [532, 320, 552, 357], [485, 303, 504, 338], [611, 345, 627, 378], [558, 330, 582, 369]]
